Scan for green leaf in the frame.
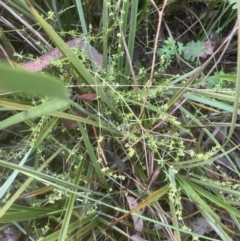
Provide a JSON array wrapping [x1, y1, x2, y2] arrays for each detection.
[[157, 37, 176, 59], [228, 0, 237, 9], [184, 40, 206, 61], [0, 64, 69, 99], [177, 41, 185, 55], [0, 64, 71, 130]]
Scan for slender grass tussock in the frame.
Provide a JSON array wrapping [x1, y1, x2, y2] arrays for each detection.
[[0, 1, 240, 240]]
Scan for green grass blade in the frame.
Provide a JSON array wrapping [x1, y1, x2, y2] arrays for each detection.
[[78, 123, 110, 189], [0, 99, 70, 130], [169, 198, 181, 241], [33, 117, 59, 149], [188, 176, 240, 198], [41, 217, 96, 241], [227, 19, 240, 142], [0, 148, 63, 218], [0, 64, 69, 99], [0, 99, 116, 132], [200, 207, 232, 241], [177, 176, 232, 241], [116, 0, 129, 83], [0, 160, 92, 195], [183, 93, 240, 114], [75, 0, 99, 72], [0, 148, 32, 199], [0, 208, 62, 223], [124, 0, 138, 82], [181, 177, 240, 218], [102, 0, 109, 69], [177, 176, 220, 219], [58, 144, 84, 241]]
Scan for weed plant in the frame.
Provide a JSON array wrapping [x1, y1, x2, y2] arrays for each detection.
[[0, 0, 240, 241]]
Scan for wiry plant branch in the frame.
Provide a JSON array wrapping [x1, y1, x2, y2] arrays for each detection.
[[138, 0, 168, 119]]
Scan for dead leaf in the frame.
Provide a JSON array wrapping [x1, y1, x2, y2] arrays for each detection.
[[131, 234, 149, 241], [60, 110, 86, 130], [204, 41, 214, 55], [21, 37, 103, 72], [190, 216, 213, 235], [126, 196, 144, 233], [197, 41, 214, 58], [79, 93, 97, 100], [104, 185, 169, 232], [146, 166, 162, 188]]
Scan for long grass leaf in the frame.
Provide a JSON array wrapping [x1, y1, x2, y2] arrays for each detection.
[[177, 176, 219, 219], [75, 0, 99, 72], [0, 148, 32, 199], [0, 100, 118, 132], [226, 18, 240, 142], [116, 0, 129, 83], [58, 144, 84, 241], [0, 99, 69, 130], [177, 176, 232, 241], [77, 123, 109, 189], [188, 176, 240, 198], [124, 0, 138, 82], [181, 178, 240, 217], [183, 93, 240, 114], [0, 64, 69, 99], [0, 148, 62, 218]]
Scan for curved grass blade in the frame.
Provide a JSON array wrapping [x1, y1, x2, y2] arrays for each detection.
[[0, 99, 117, 133], [0, 148, 63, 219], [105, 184, 169, 230], [177, 176, 233, 241], [0, 148, 32, 199], [0, 64, 69, 99], [226, 18, 240, 143], [181, 177, 240, 217], [58, 144, 84, 241], [0, 98, 70, 130], [124, 0, 138, 83], [75, 0, 99, 72], [183, 93, 240, 114], [78, 123, 110, 189]]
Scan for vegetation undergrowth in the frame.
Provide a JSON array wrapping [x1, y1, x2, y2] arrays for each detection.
[[0, 0, 240, 240]]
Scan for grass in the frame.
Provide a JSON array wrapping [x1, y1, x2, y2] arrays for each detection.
[[0, 0, 240, 240]]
